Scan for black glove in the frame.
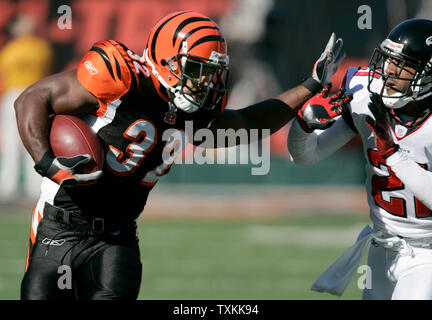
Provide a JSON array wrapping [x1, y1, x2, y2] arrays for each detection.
[[365, 93, 399, 158], [297, 85, 353, 132], [34, 152, 103, 186]]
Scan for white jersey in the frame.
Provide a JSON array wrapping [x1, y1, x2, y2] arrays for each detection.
[[344, 67, 432, 238]]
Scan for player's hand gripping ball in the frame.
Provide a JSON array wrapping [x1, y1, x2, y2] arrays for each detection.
[[35, 115, 104, 186]]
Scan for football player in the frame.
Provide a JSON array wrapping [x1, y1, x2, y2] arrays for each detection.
[[15, 11, 346, 299], [288, 18, 432, 299]]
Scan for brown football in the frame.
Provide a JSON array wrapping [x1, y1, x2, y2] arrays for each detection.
[[50, 115, 104, 173]]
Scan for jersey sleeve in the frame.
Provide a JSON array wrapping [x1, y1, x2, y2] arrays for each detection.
[[288, 116, 357, 166], [340, 67, 362, 133], [77, 40, 133, 104]]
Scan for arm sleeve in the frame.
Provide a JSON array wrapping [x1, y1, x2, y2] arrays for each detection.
[[387, 151, 432, 210], [287, 116, 358, 166]]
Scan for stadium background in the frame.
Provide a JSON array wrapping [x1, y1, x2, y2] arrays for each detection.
[[0, 0, 429, 299]]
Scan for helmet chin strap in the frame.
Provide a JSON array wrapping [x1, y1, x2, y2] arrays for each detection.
[[382, 88, 412, 109], [145, 47, 201, 113], [171, 88, 199, 113]]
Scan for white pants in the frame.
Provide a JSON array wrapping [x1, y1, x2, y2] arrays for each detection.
[[363, 239, 432, 300], [0, 88, 41, 201]]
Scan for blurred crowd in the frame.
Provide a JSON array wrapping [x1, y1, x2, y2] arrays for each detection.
[[0, 0, 428, 202]]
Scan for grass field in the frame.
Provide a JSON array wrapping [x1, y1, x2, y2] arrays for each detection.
[[0, 206, 370, 300]]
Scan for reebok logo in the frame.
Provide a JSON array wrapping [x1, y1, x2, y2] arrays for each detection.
[[84, 60, 98, 74], [42, 238, 66, 246]]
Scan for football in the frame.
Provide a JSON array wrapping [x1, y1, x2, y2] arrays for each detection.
[[50, 115, 105, 173]]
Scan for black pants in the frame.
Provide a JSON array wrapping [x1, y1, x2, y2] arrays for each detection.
[[21, 203, 142, 300]]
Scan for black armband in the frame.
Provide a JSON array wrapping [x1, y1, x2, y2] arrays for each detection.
[[301, 77, 323, 95], [34, 151, 55, 177]]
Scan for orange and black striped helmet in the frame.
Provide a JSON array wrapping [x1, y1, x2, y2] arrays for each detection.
[[145, 11, 229, 112]]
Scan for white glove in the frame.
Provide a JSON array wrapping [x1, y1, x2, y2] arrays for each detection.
[[312, 33, 345, 85]]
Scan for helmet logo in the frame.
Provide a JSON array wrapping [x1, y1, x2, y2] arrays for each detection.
[[382, 39, 404, 53], [426, 36, 432, 46]]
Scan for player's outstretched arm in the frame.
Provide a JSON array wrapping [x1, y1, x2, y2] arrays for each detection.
[[210, 85, 313, 136], [14, 70, 98, 164], [209, 33, 345, 142], [288, 114, 357, 166]]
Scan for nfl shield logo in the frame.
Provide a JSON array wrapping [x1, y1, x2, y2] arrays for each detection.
[[395, 124, 408, 138]]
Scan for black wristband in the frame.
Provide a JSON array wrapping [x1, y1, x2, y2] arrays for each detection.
[[34, 151, 55, 177], [301, 77, 323, 95]]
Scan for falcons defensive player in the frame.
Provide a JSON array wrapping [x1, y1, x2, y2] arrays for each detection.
[[288, 18, 432, 299], [15, 11, 345, 299]]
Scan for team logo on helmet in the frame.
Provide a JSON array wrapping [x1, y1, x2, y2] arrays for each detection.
[[426, 36, 432, 46]]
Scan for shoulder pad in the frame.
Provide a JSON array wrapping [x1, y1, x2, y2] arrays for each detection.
[[77, 40, 134, 104]]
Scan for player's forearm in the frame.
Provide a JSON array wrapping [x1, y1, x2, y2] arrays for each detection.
[[237, 85, 315, 134], [14, 87, 52, 163], [212, 85, 313, 135], [234, 98, 295, 134], [288, 117, 356, 166], [208, 99, 294, 148], [288, 119, 321, 165], [275, 85, 314, 113], [387, 151, 432, 210]]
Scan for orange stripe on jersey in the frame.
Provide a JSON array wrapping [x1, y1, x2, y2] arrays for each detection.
[[25, 207, 38, 273], [24, 242, 31, 273], [77, 40, 132, 104], [30, 226, 36, 246], [52, 169, 75, 183], [30, 207, 37, 244], [93, 101, 108, 118]]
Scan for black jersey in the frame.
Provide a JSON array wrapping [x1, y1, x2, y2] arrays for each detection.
[[41, 40, 225, 221]]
